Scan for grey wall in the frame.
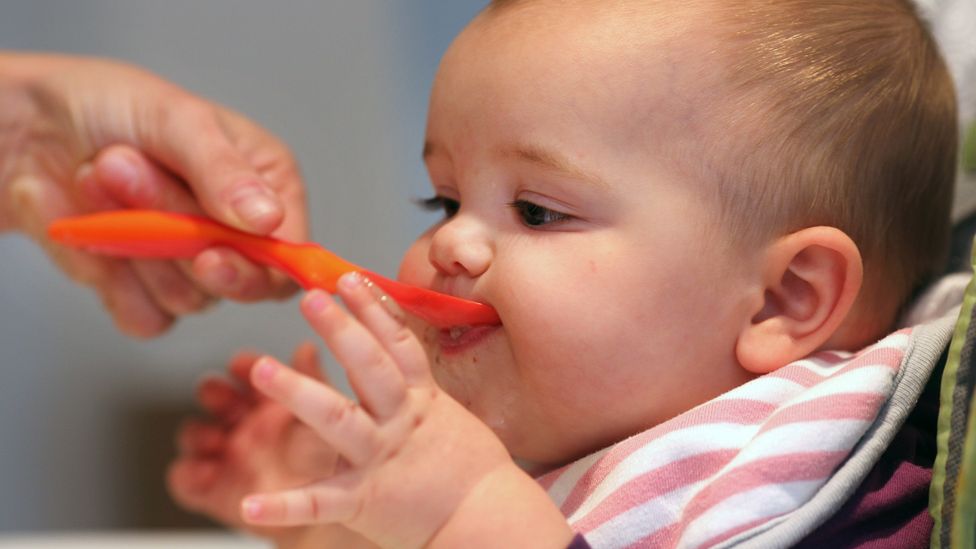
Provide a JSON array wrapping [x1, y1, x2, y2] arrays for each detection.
[[0, 1, 484, 530]]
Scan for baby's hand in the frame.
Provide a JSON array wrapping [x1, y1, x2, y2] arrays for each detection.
[[167, 343, 374, 548], [241, 274, 573, 548]]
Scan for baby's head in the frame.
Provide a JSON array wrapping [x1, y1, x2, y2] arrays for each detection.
[[398, 0, 957, 468]]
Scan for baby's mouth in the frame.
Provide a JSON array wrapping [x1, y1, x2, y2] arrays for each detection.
[[437, 324, 499, 355]]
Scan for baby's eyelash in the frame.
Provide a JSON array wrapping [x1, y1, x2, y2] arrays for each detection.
[[414, 196, 571, 227], [508, 199, 572, 227], [414, 195, 460, 218]]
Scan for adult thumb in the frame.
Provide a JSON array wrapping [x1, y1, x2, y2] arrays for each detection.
[[131, 98, 285, 234]]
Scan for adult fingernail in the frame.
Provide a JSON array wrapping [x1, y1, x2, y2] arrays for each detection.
[[102, 152, 147, 203], [208, 262, 238, 289], [230, 182, 281, 231], [196, 250, 238, 291]]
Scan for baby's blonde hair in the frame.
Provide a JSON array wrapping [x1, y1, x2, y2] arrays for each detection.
[[709, 0, 957, 315], [488, 0, 958, 318]]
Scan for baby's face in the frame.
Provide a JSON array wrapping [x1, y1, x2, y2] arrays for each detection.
[[399, 3, 758, 467]]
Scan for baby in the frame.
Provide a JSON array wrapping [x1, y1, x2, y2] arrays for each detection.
[[168, 0, 957, 547]]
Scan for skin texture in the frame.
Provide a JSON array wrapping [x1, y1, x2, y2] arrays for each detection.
[[241, 277, 575, 548], [167, 343, 377, 548], [0, 52, 307, 336], [398, 4, 761, 467], [171, 2, 869, 546]]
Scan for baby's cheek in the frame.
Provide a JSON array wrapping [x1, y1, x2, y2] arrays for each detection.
[[396, 235, 434, 286]]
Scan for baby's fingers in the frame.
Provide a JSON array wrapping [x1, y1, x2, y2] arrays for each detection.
[[335, 273, 431, 387], [227, 350, 263, 388], [250, 356, 378, 466], [177, 420, 226, 457], [168, 459, 220, 503], [291, 340, 327, 383], [301, 287, 407, 419], [241, 482, 359, 526], [196, 375, 252, 424]]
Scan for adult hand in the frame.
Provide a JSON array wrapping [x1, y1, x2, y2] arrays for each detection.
[[0, 52, 308, 336]]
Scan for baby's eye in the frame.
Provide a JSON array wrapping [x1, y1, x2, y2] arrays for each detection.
[[416, 195, 460, 219], [509, 199, 571, 227]]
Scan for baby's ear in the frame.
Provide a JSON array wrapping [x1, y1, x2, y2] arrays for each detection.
[[736, 227, 862, 374]]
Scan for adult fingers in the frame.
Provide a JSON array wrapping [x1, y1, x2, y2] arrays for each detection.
[[191, 247, 294, 302], [88, 145, 289, 303], [130, 259, 213, 315], [8, 173, 109, 286], [212, 107, 309, 242], [128, 89, 286, 234], [197, 109, 305, 297], [82, 147, 215, 314], [88, 144, 198, 213], [9, 171, 172, 336], [96, 260, 174, 337]]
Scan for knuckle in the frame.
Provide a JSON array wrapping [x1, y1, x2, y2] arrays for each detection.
[[176, 98, 220, 130], [306, 491, 322, 522], [158, 283, 209, 315], [390, 325, 414, 347], [362, 347, 388, 370], [228, 271, 272, 303], [359, 430, 382, 459], [322, 398, 358, 428], [275, 156, 303, 188]]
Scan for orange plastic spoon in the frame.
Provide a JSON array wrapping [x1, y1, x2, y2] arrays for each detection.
[[47, 210, 500, 328]]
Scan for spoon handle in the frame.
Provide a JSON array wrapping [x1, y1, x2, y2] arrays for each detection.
[[47, 210, 500, 327]]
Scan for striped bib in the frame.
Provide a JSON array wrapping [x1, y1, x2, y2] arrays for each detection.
[[537, 329, 912, 548]]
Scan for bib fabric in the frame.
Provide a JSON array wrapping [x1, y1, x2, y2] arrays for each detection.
[[537, 330, 915, 548]]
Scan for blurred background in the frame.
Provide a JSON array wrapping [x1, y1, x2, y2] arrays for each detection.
[[0, 0, 485, 535], [0, 0, 974, 543]]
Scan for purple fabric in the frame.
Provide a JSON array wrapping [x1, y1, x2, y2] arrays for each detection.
[[566, 533, 592, 549], [793, 348, 944, 548]]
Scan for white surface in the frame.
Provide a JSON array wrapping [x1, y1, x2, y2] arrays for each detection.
[[0, 532, 269, 549]]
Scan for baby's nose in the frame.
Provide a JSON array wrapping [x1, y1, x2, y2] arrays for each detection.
[[428, 214, 492, 278]]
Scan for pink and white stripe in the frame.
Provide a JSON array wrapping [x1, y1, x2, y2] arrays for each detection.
[[537, 329, 912, 548]]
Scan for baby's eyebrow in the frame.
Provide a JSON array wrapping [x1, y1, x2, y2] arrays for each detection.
[[422, 140, 611, 190], [503, 144, 611, 189]]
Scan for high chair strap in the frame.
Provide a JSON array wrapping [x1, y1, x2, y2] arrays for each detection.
[[929, 256, 976, 549]]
